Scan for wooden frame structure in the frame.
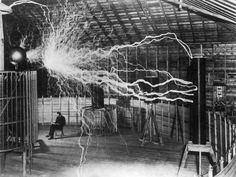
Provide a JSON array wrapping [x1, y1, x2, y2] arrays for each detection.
[[1, 0, 236, 45]]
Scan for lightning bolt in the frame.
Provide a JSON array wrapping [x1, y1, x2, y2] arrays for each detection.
[[9, 1, 197, 176]]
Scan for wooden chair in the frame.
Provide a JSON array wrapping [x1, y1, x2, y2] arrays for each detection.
[[54, 126, 65, 137]]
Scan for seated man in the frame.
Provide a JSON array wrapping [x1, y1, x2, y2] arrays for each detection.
[[46, 112, 66, 140]]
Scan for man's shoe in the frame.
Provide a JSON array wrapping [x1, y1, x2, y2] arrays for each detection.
[[48, 137, 54, 140], [46, 135, 50, 137]]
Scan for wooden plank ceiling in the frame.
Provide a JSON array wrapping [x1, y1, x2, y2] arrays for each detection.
[[3, 0, 236, 46]]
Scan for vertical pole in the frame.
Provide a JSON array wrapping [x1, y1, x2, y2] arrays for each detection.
[[176, 103, 178, 141], [220, 156, 224, 171], [197, 57, 201, 177], [139, 98, 141, 132], [225, 117, 227, 155], [229, 121, 232, 148], [166, 46, 169, 92], [0, 3, 6, 172], [197, 57, 201, 144], [23, 151, 27, 177], [42, 96, 44, 125], [59, 95, 61, 112], [182, 104, 185, 143], [50, 96, 53, 123], [0, 1, 3, 70], [214, 112, 218, 160], [168, 102, 170, 135], [68, 97, 70, 125], [220, 114, 223, 158], [126, 48, 128, 82], [208, 165, 213, 177], [199, 150, 202, 176], [161, 100, 163, 135], [76, 96, 78, 125], [208, 111, 211, 143]]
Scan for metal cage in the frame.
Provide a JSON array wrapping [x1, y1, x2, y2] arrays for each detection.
[[0, 71, 38, 153]]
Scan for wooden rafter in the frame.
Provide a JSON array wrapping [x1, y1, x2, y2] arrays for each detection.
[[94, 0, 123, 44], [82, 0, 114, 45], [163, 0, 236, 24], [187, 11, 195, 42], [173, 6, 182, 40], [107, 1, 132, 43], [201, 17, 207, 42], [131, 1, 150, 35], [118, 0, 142, 41], [136, 0, 158, 34], [159, 0, 172, 32]]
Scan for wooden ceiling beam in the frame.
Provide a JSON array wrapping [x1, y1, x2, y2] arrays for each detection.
[[201, 17, 207, 42], [173, 7, 183, 40], [118, 0, 142, 41], [187, 11, 195, 42], [82, 0, 114, 45], [94, 0, 123, 44], [159, 0, 172, 32], [163, 0, 236, 24], [131, 2, 150, 35], [136, 0, 159, 34], [108, 1, 133, 43]]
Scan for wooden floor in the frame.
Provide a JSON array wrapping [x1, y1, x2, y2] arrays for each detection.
[[1, 126, 210, 177]]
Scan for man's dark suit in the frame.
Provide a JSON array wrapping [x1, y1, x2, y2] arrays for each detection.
[[48, 115, 66, 138]]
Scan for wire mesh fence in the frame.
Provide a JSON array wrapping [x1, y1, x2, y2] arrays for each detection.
[[0, 71, 38, 153]]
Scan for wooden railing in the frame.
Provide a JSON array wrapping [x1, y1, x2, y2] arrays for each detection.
[[207, 111, 236, 175]]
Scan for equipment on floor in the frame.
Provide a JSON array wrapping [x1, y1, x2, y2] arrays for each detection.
[[90, 84, 104, 109], [139, 103, 162, 145], [213, 81, 226, 112]]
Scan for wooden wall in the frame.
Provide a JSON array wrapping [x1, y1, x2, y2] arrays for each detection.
[[205, 44, 236, 112], [38, 96, 190, 143]]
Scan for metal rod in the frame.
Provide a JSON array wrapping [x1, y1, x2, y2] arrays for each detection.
[[182, 104, 185, 143], [220, 114, 223, 157], [214, 112, 218, 160], [198, 57, 201, 144]]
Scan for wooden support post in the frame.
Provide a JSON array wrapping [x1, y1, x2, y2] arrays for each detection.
[[42, 96, 44, 125], [233, 125, 236, 142], [225, 117, 227, 154], [182, 104, 185, 144], [138, 98, 141, 132], [50, 96, 53, 123], [126, 48, 128, 82], [228, 150, 232, 163], [68, 97, 70, 125], [59, 95, 61, 112], [168, 102, 170, 135], [208, 111, 211, 143], [0, 3, 6, 172], [220, 156, 224, 171], [175, 103, 178, 141], [161, 100, 163, 135], [208, 164, 213, 177], [197, 57, 201, 144], [214, 112, 218, 160], [219, 114, 223, 157], [199, 151, 202, 176], [229, 121, 232, 148], [233, 143, 236, 156], [161, 103, 163, 135], [23, 151, 27, 177], [76, 96, 79, 125]]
